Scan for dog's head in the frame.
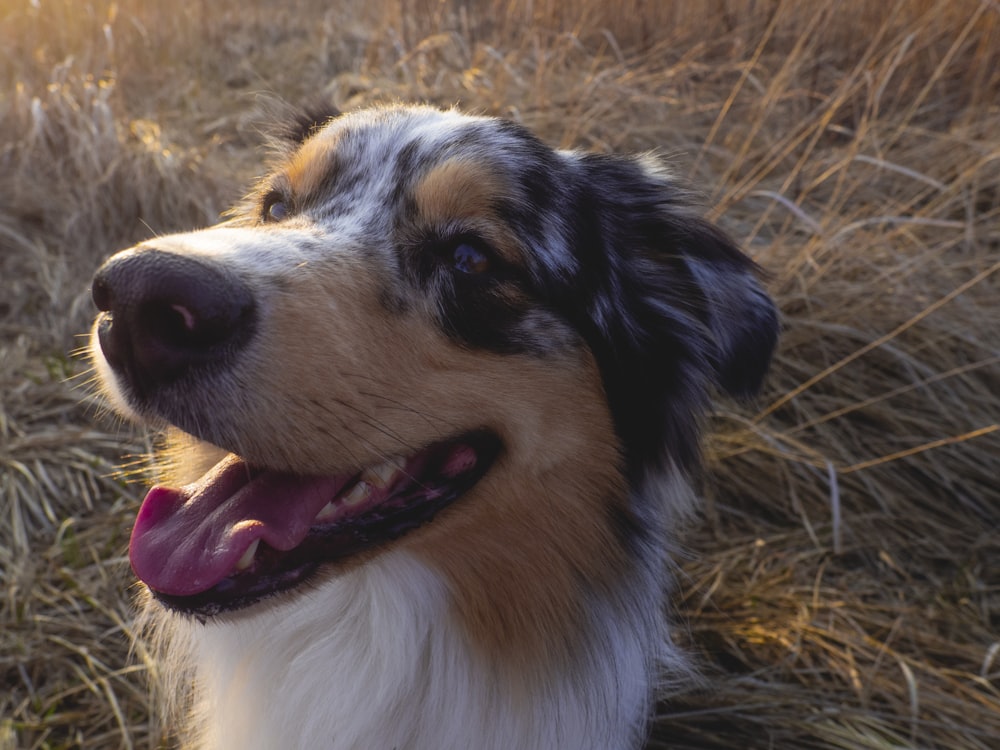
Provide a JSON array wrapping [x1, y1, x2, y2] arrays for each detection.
[[90, 105, 777, 622]]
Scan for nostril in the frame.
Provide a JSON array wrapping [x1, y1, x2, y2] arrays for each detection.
[[92, 275, 113, 312], [141, 300, 199, 350], [169, 303, 197, 332], [138, 298, 242, 351]]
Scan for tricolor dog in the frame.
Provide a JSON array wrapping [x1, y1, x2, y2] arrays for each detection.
[[90, 104, 778, 749]]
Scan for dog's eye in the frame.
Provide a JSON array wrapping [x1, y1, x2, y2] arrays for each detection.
[[451, 243, 490, 274], [262, 192, 290, 223]]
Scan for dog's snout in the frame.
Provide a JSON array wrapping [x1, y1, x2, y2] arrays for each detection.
[[92, 248, 256, 393]]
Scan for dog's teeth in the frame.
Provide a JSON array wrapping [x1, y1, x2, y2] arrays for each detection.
[[362, 458, 404, 489], [341, 481, 373, 507], [314, 500, 339, 523], [235, 539, 259, 571]]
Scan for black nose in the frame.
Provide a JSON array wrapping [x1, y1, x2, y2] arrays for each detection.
[[92, 248, 256, 397]]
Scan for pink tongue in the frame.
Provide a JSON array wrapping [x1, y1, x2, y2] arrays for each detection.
[[129, 454, 350, 596]]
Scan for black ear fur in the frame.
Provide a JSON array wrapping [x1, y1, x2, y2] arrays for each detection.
[[563, 154, 779, 478], [681, 223, 780, 399], [276, 102, 342, 144]]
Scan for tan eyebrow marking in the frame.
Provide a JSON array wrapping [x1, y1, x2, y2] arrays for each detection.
[[413, 158, 510, 223], [413, 158, 524, 265], [285, 133, 341, 201]]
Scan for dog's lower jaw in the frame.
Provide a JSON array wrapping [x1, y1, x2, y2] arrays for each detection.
[[146, 542, 684, 750]]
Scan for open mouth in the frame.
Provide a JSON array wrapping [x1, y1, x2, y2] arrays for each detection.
[[129, 431, 501, 616]]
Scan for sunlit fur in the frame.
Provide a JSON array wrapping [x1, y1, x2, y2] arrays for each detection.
[[90, 104, 778, 749]]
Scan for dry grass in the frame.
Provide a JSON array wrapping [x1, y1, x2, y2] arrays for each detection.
[[1, 0, 997, 747]]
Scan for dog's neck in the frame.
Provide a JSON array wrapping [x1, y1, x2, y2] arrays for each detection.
[[148, 536, 684, 750]]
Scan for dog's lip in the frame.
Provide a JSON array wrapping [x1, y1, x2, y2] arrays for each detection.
[[128, 431, 499, 603]]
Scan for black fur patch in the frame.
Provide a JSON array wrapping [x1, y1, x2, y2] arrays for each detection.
[[550, 154, 778, 478], [277, 102, 342, 144]]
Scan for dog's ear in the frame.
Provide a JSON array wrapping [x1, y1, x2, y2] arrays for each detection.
[[562, 153, 779, 476], [278, 102, 342, 144], [668, 214, 779, 400]]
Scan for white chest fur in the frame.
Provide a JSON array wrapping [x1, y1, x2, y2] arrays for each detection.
[[157, 551, 668, 750]]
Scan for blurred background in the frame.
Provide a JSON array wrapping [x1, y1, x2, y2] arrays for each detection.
[[1, 1, 997, 747]]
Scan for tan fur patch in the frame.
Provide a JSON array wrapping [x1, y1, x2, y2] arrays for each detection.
[[213, 257, 630, 669], [414, 158, 505, 221], [405, 359, 629, 673], [284, 133, 340, 202], [412, 159, 523, 265]]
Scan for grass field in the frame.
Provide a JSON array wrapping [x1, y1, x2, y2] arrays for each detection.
[[1, 0, 998, 747]]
